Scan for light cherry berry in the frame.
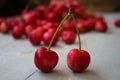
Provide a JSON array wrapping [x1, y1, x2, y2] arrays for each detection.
[[61, 30, 76, 44], [67, 49, 90, 72], [42, 28, 59, 46], [0, 21, 9, 33], [25, 25, 34, 37], [28, 27, 45, 45], [12, 25, 23, 39], [34, 47, 58, 72], [114, 18, 120, 28], [95, 19, 107, 32]]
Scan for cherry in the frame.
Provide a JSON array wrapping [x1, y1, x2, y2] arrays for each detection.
[[84, 18, 95, 31], [67, 49, 90, 72], [65, 1, 73, 10], [34, 47, 59, 72], [42, 22, 56, 31], [22, 11, 38, 24], [74, 7, 84, 17], [61, 30, 76, 44], [36, 20, 48, 27], [114, 18, 120, 28], [28, 27, 45, 45], [25, 25, 34, 37], [77, 19, 87, 33], [67, 9, 91, 72], [45, 11, 57, 22], [12, 25, 23, 39], [0, 21, 9, 34], [95, 19, 107, 32], [7, 17, 18, 29], [42, 28, 59, 46], [72, 1, 84, 17], [62, 21, 73, 31], [36, 5, 48, 19]]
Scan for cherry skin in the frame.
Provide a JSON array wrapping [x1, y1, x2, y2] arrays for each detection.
[[77, 19, 87, 33], [7, 17, 18, 29], [28, 27, 45, 45], [95, 19, 107, 32], [25, 25, 34, 37], [45, 12, 57, 22], [22, 11, 38, 24], [36, 5, 48, 19], [114, 18, 120, 28], [12, 26, 23, 39], [67, 49, 90, 72], [42, 28, 59, 46], [34, 47, 59, 72], [84, 18, 95, 31], [61, 31, 76, 44], [0, 21, 9, 34]]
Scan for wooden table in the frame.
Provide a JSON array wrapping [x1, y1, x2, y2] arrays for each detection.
[[0, 12, 120, 80]]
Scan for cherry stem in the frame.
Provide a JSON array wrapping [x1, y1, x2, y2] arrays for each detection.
[[70, 9, 82, 51], [47, 10, 71, 51]]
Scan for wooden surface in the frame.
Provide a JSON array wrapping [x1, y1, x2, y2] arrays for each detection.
[[0, 12, 120, 80]]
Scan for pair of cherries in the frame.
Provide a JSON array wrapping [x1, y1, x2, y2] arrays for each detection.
[[34, 9, 91, 73]]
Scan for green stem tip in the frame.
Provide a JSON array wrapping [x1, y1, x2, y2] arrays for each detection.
[[70, 9, 82, 51]]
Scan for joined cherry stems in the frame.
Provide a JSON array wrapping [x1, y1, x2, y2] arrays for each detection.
[[47, 8, 82, 51], [47, 10, 71, 51], [70, 9, 82, 51]]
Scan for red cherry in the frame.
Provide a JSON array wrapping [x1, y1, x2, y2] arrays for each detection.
[[63, 20, 75, 32], [34, 47, 59, 72], [84, 18, 95, 31], [22, 11, 38, 24], [28, 27, 45, 45], [74, 8, 84, 16], [45, 12, 57, 22], [12, 26, 23, 39], [114, 18, 120, 27], [7, 17, 18, 29], [77, 19, 87, 33], [95, 19, 107, 32], [25, 25, 34, 37], [65, 1, 73, 10], [42, 22, 56, 31], [36, 6, 48, 18], [61, 31, 76, 44], [42, 28, 59, 46], [0, 21, 9, 33], [67, 49, 90, 72], [18, 22, 26, 34]]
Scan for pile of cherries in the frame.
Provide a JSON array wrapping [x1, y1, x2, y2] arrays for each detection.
[[0, 0, 120, 74], [0, 0, 109, 46], [34, 8, 91, 73]]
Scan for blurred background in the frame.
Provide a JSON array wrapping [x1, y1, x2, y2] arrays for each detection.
[[0, 0, 120, 17]]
